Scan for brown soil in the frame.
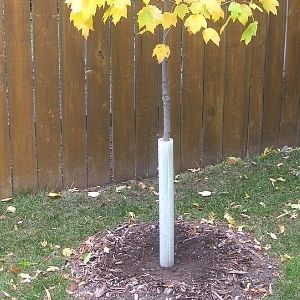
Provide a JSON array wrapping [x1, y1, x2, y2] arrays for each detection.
[[67, 222, 275, 300]]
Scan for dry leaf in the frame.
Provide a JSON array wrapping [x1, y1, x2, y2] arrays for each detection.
[[116, 185, 127, 192], [18, 273, 32, 283], [280, 254, 293, 262], [41, 240, 48, 247], [47, 192, 62, 199], [290, 204, 300, 210], [103, 247, 110, 254], [227, 156, 242, 165], [44, 286, 52, 300], [138, 182, 147, 189], [198, 191, 212, 197], [1, 197, 13, 202], [62, 248, 73, 257], [279, 224, 285, 234], [263, 244, 271, 251], [128, 211, 136, 223], [87, 192, 100, 198], [46, 266, 60, 272], [0, 215, 6, 221], [10, 265, 21, 274], [6, 206, 16, 213], [224, 212, 236, 227], [267, 232, 277, 240]]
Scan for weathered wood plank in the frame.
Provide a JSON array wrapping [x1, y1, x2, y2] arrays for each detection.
[[4, 0, 37, 192], [86, 16, 111, 186], [60, 2, 87, 187], [247, 13, 267, 156], [135, 27, 159, 178], [202, 26, 226, 165], [32, 0, 62, 189], [181, 31, 204, 170], [261, 1, 287, 150], [279, 0, 300, 147], [223, 22, 247, 158], [111, 10, 135, 182], [0, 0, 12, 197]]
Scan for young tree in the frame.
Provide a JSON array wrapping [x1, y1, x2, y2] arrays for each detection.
[[65, 0, 279, 268]]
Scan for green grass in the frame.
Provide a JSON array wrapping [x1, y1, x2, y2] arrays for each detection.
[[0, 148, 300, 299]]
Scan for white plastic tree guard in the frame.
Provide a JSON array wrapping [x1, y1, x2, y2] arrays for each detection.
[[158, 138, 174, 268]]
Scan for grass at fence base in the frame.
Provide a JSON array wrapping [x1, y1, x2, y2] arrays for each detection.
[[0, 149, 299, 300]]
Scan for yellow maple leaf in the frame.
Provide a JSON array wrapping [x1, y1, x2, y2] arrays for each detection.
[[260, 0, 279, 14], [152, 44, 170, 63], [202, 28, 220, 46], [184, 14, 207, 35], [161, 12, 177, 29]]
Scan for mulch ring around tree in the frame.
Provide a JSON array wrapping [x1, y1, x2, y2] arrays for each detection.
[[66, 221, 277, 300]]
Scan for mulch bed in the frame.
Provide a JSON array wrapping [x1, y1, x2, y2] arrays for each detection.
[[67, 221, 276, 300]]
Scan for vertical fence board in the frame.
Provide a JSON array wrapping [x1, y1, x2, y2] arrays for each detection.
[[279, 0, 300, 147], [261, 1, 287, 150], [181, 32, 204, 170], [169, 25, 182, 173], [60, 2, 87, 187], [202, 27, 226, 165], [86, 17, 111, 186], [135, 27, 159, 178], [247, 13, 267, 156], [111, 10, 135, 182], [4, 0, 37, 192], [223, 23, 247, 158], [32, 0, 62, 189], [0, 0, 11, 197]]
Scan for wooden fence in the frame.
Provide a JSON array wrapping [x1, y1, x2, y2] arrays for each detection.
[[1, 0, 300, 197]]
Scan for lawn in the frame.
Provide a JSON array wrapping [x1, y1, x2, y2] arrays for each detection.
[[0, 148, 299, 299]]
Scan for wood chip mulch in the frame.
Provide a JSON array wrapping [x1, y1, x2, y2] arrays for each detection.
[[66, 221, 276, 300]]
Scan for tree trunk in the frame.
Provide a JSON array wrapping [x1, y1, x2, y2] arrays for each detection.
[[162, 58, 171, 141]]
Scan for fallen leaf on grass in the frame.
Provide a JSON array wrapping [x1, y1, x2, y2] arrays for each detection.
[[188, 168, 200, 173], [198, 191, 212, 197], [270, 177, 285, 187], [116, 185, 127, 192], [259, 202, 266, 207], [10, 265, 21, 274], [267, 232, 277, 240], [290, 203, 300, 210], [7, 206, 16, 213], [138, 182, 147, 189], [62, 248, 74, 257], [128, 211, 136, 223], [18, 273, 33, 283], [279, 224, 285, 234], [46, 266, 60, 272], [87, 191, 100, 198], [227, 156, 242, 165], [224, 212, 236, 227], [263, 244, 272, 251], [44, 286, 52, 300], [1, 197, 13, 202], [0, 215, 6, 221], [41, 240, 48, 247], [83, 252, 92, 264], [47, 192, 62, 199], [280, 254, 293, 262]]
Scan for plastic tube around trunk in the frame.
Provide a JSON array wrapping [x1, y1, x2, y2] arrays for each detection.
[[158, 138, 174, 268]]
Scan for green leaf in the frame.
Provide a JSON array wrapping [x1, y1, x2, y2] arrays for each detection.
[[241, 21, 258, 45], [83, 252, 92, 264]]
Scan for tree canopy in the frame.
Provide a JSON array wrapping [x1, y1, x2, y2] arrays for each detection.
[[65, 0, 279, 62]]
